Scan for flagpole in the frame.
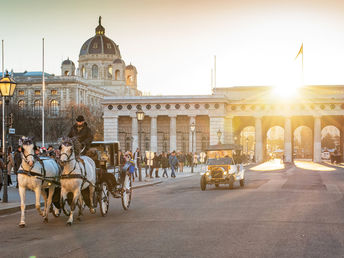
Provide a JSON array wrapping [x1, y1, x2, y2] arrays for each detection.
[[211, 68, 213, 93], [214, 55, 216, 89], [2, 40, 5, 155], [302, 43, 304, 85], [42, 38, 45, 147]]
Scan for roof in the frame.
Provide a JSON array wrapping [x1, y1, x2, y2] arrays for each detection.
[[0, 71, 52, 77], [206, 144, 243, 151]]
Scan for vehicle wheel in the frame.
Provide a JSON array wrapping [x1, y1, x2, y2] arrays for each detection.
[[99, 182, 110, 216], [50, 204, 60, 217], [228, 176, 234, 190], [121, 173, 132, 210], [240, 178, 245, 187], [200, 175, 207, 191], [215, 183, 219, 188]]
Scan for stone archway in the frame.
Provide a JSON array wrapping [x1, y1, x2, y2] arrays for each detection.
[[240, 126, 255, 161], [266, 126, 284, 160], [293, 126, 313, 160]]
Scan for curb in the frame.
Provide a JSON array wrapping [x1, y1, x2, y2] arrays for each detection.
[[0, 180, 163, 216]]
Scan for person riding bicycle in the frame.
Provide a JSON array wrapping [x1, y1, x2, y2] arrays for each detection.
[[68, 115, 93, 155]]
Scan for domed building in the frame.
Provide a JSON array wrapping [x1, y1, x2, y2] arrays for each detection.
[[76, 16, 139, 95]]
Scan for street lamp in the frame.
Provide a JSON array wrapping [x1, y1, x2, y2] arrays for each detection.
[[136, 109, 144, 181], [0, 71, 17, 203], [217, 129, 222, 144], [190, 121, 195, 173]]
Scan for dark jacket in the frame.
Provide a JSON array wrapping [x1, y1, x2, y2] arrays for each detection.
[[169, 155, 178, 168], [14, 150, 22, 173], [153, 155, 160, 168], [161, 156, 169, 168], [68, 122, 93, 146]]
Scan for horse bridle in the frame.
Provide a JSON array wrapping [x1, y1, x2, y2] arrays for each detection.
[[60, 146, 75, 163], [21, 148, 35, 170]]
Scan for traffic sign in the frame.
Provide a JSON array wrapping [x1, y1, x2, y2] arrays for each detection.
[[8, 128, 15, 134]]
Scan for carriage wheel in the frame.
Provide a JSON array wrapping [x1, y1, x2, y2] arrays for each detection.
[[99, 182, 110, 216], [62, 199, 71, 216], [121, 173, 132, 210], [50, 204, 61, 217]]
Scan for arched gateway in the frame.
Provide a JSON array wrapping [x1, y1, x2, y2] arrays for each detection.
[[103, 86, 344, 163]]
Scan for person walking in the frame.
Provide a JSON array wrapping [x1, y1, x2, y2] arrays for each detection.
[[133, 148, 143, 181], [169, 151, 178, 178], [178, 152, 185, 172], [14, 146, 22, 188], [161, 152, 169, 178], [7, 147, 14, 186]]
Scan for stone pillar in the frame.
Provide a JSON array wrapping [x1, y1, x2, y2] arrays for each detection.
[[150, 116, 158, 152], [255, 116, 263, 163], [104, 115, 118, 142], [209, 116, 225, 145], [313, 116, 322, 162], [224, 115, 234, 144], [284, 117, 292, 163], [189, 116, 196, 152], [131, 116, 138, 151], [169, 115, 177, 152]]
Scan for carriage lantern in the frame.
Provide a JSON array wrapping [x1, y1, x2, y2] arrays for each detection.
[[0, 71, 16, 203]]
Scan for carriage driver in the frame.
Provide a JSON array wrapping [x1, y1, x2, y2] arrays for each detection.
[[68, 115, 94, 155]]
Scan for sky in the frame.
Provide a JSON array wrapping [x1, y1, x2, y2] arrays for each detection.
[[1, 0, 344, 95]]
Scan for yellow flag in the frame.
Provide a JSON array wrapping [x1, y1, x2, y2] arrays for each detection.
[[295, 43, 303, 60]]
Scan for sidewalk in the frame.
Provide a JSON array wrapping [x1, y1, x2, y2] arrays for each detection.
[[0, 167, 200, 215]]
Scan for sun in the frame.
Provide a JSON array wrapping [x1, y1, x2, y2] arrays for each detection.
[[272, 84, 299, 99]]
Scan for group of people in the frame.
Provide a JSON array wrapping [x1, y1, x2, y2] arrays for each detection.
[[118, 149, 204, 181]]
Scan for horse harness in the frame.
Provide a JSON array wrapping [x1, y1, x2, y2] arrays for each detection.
[[59, 149, 94, 188], [17, 155, 61, 185]]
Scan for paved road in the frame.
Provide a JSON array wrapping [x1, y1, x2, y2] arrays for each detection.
[[1, 163, 344, 258]]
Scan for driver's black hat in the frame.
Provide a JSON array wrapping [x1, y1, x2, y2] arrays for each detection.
[[76, 115, 85, 122]]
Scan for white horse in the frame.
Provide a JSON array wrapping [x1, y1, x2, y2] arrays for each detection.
[[18, 138, 60, 227], [59, 138, 96, 225]]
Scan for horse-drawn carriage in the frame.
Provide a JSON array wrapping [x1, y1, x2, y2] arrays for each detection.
[[18, 138, 132, 227]]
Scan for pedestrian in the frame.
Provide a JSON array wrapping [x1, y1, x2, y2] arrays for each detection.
[[14, 146, 22, 188], [161, 152, 169, 178], [123, 151, 135, 182], [169, 151, 178, 178], [7, 147, 14, 186], [178, 152, 185, 172], [134, 148, 143, 181]]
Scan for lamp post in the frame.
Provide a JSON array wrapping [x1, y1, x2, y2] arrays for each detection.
[[217, 129, 222, 144], [190, 122, 195, 173], [0, 71, 17, 203], [136, 110, 144, 182]]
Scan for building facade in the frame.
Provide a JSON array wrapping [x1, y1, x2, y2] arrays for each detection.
[[11, 17, 141, 117], [103, 85, 344, 163]]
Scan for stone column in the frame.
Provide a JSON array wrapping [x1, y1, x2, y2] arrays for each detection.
[[150, 115, 158, 152], [131, 116, 138, 151], [169, 115, 177, 152], [284, 117, 292, 163], [313, 116, 322, 162], [255, 116, 263, 163], [189, 116, 196, 152], [104, 115, 118, 142], [225, 115, 234, 144], [209, 116, 225, 145]]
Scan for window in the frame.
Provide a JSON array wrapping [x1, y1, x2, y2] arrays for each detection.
[[18, 100, 25, 109], [51, 90, 57, 95], [107, 66, 113, 79], [19, 90, 24, 96], [92, 65, 98, 79], [81, 66, 85, 78], [115, 70, 120, 80], [34, 100, 41, 114], [92, 43, 98, 49], [35, 90, 41, 96], [106, 43, 112, 49], [50, 100, 59, 115], [126, 75, 133, 84]]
